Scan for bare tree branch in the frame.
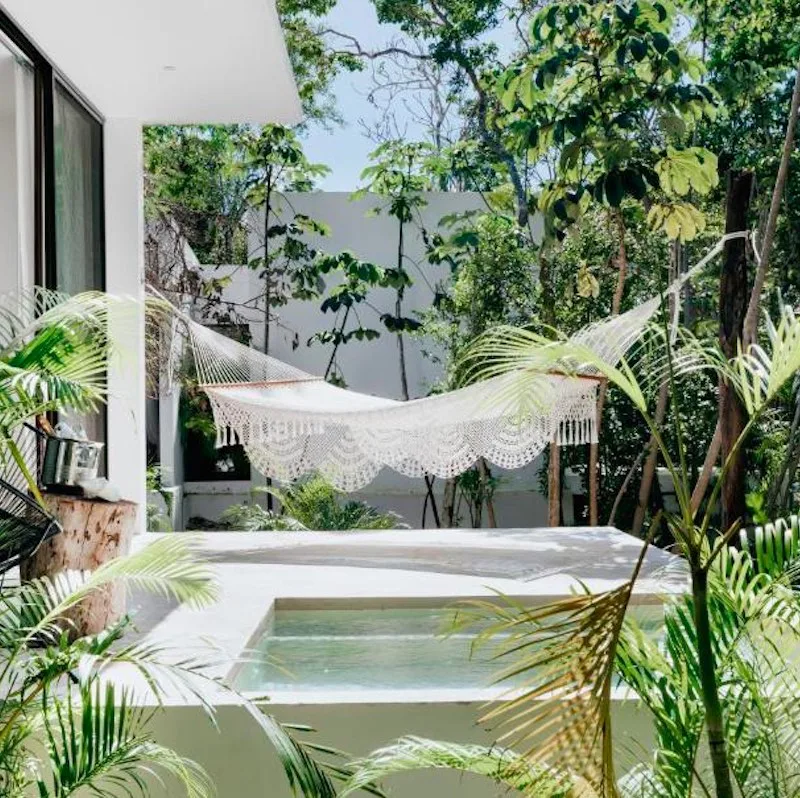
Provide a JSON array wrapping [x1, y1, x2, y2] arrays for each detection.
[[323, 29, 431, 61]]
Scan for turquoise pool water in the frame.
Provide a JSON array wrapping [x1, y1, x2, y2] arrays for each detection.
[[233, 605, 663, 694]]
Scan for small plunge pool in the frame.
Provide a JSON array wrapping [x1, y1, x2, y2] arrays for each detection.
[[232, 602, 664, 695]]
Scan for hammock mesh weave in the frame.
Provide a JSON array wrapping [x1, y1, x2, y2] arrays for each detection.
[[166, 234, 744, 490]]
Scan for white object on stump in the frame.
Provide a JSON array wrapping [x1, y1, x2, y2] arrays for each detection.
[[21, 494, 138, 637]]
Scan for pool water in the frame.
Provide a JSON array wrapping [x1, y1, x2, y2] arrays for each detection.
[[232, 605, 663, 694]]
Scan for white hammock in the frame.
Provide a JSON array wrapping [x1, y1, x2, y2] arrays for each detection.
[[168, 233, 747, 490]]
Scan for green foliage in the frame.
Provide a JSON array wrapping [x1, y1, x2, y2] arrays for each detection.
[[739, 512, 800, 576], [242, 125, 331, 343], [0, 536, 218, 797], [144, 125, 251, 265], [219, 501, 304, 531], [0, 290, 129, 503], [616, 517, 800, 797], [303, 141, 442, 389], [500, 0, 717, 238], [277, 0, 363, 124], [531, 207, 718, 526], [295, 250, 388, 384], [354, 141, 436, 222], [144, 125, 331, 337], [343, 737, 569, 798], [345, 513, 800, 798], [146, 464, 174, 533], [423, 212, 539, 384], [269, 476, 403, 530], [220, 476, 403, 531]]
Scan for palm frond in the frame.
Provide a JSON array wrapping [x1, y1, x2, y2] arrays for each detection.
[[341, 736, 576, 797], [616, 525, 800, 798], [616, 611, 705, 798], [80, 535, 219, 608], [739, 514, 800, 577], [248, 710, 341, 798], [452, 585, 634, 798], [729, 305, 800, 416], [39, 680, 212, 798], [0, 536, 217, 648]]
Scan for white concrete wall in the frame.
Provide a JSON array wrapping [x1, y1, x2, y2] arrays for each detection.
[[180, 192, 554, 528], [246, 192, 484, 400], [104, 119, 146, 528], [146, 699, 652, 798]]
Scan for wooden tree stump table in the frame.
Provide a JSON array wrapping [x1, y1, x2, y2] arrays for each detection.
[[21, 494, 138, 637]]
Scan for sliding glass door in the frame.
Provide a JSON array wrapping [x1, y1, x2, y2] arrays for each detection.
[[53, 82, 107, 460], [54, 83, 105, 294], [0, 7, 107, 476]]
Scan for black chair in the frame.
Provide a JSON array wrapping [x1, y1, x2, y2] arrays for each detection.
[[0, 478, 61, 576]]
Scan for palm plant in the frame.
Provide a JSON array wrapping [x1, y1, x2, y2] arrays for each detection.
[[343, 517, 800, 798], [1, 534, 358, 798], [220, 476, 404, 531], [342, 301, 800, 798], [616, 520, 800, 797], [0, 289, 125, 503], [0, 534, 219, 796], [0, 289, 353, 798]]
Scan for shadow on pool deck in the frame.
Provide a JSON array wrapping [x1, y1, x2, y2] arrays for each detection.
[[190, 527, 686, 584]]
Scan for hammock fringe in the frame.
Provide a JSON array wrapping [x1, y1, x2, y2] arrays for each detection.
[[161, 232, 748, 490]]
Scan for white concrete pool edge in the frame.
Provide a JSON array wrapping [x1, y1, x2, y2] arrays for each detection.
[[122, 527, 688, 708]]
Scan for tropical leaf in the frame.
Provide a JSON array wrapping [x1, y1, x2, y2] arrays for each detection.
[[251, 712, 341, 798], [38, 680, 212, 798], [730, 305, 800, 417], [654, 147, 718, 196], [0, 535, 217, 649], [646, 202, 706, 242], [739, 514, 800, 577], [617, 525, 800, 798], [452, 584, 637, 798], [341, 736, 576, 797], [0, 289, 140, 493]]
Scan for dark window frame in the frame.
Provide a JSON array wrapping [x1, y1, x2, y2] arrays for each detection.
[[0, 5, 108, 463], [0, 4, 105, 290]]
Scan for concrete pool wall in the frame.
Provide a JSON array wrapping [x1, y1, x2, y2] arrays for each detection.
[[127, 528, 686, 797]]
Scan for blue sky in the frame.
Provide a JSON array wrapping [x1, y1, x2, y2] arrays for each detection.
[[300, 0, 519, 191], [301, 0, 408, 191]]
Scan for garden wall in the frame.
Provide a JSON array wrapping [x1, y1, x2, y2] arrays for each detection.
[[158, 191, 574, 528]]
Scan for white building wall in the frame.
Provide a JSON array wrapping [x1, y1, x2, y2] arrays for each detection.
[[180, 192, 560, 528], [104, 119, 146, 529], [146, 699, 651, 798]]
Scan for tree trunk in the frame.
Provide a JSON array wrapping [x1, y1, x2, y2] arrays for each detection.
[[631, 242, 679, 537], [540, 254, 563, 526], [589, 211, 629, 524], [21, 496, 138, 638], [422, 475, 441, 528], [692, 66, 800, 518], [263, 180, 272, 357], [442, 478, 456, 527], [691, 421, 722, 515], [719, 171, 754, 532], [607, 448, 645, 527], [742, 61, 800, 347], [478, 458, 497, 528], [548, 440, 561, 526], [693, 567, 735, 798], [396, 217, 410, 402]]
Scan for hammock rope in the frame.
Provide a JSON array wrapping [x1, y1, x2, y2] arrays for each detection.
[[155, 231, 750, 490]]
